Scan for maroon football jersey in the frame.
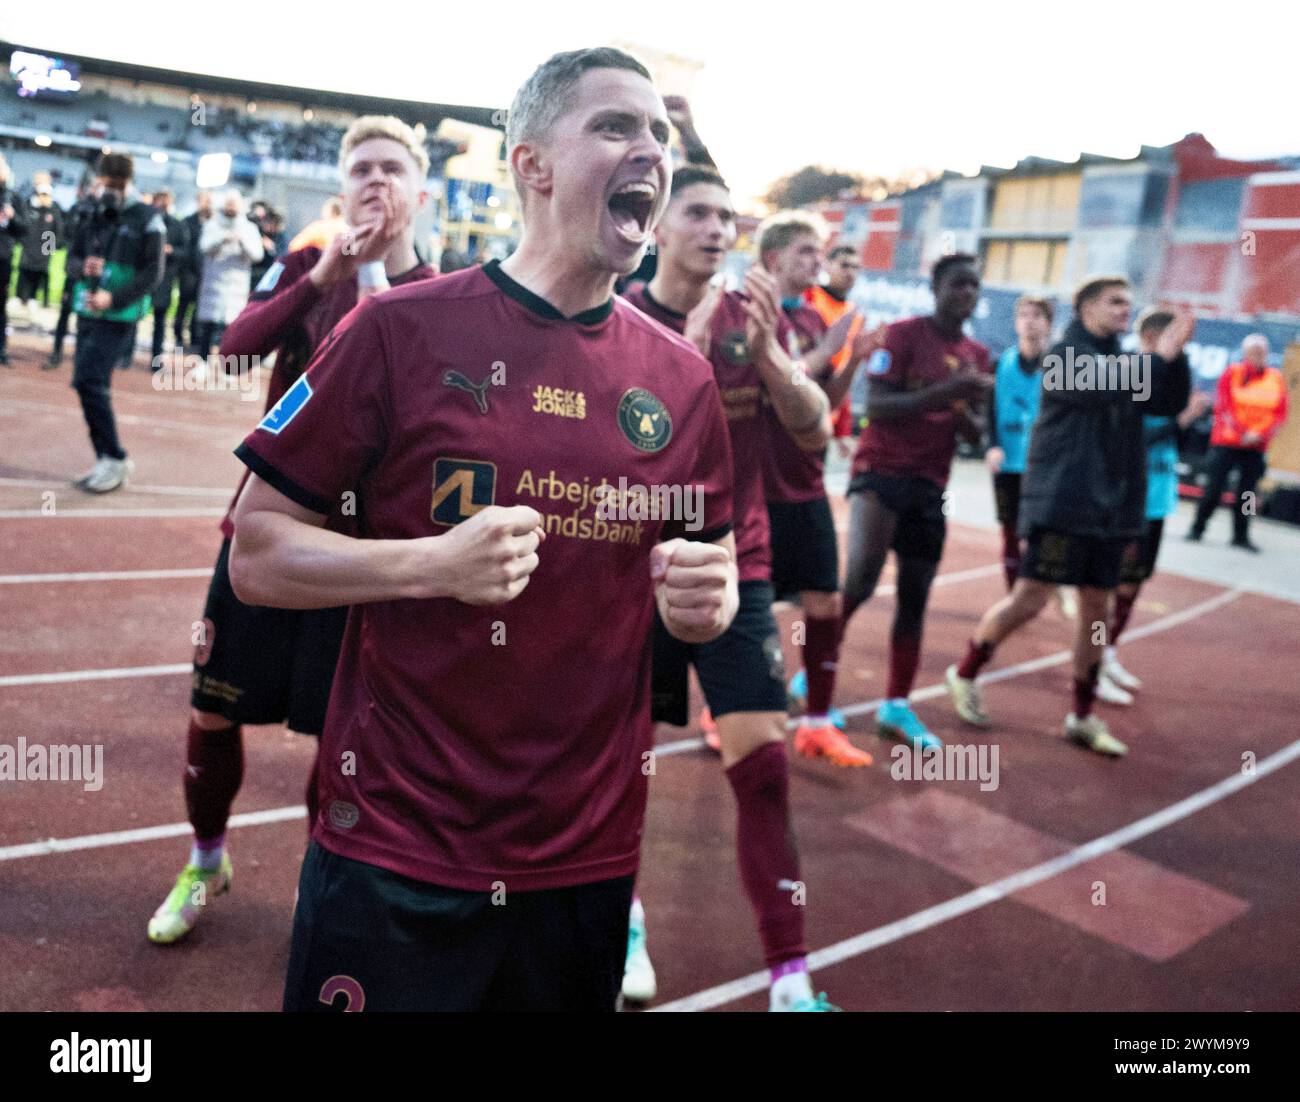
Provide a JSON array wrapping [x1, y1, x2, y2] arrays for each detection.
[[852, 315, 992, 488], [218, 247, 435, 538], [236, 261, 734, 891], [762, 303, 828, 503], [624, 284, 792, 583]]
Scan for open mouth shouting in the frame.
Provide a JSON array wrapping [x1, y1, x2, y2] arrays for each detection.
[[607, 180, 658, 245]]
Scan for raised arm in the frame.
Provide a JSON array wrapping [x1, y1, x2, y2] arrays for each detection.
[[218, 249, 323, 359], [743, 267, 829, 451]]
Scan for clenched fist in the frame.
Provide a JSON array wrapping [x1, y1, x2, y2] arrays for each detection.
[[428, 505, 545, 605], [651, 538, 738, 644]]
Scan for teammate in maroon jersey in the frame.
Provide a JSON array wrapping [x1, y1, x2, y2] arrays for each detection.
[[757, 211, 881, 763], [839, 253, 993, 748], [146, 117, 436, 946], [227, 48, 740, 1012], [625, 166, 843, 1011]]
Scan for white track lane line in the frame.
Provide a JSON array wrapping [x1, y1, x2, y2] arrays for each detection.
[[0, 507, 226, 519], [0, 663, 191, 688], [0, 565, 1011, 689], [663, 588, 1243, 754], [0, 397, 250, 436], [0, 586, 1246, 860], [0, 568, 213, 585], [0, 806, 306, 862], [0, 476, 232, 497], [653, 733, 1300, 1012]]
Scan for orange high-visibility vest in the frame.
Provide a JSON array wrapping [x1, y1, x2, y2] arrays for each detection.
[[804, 284, 863, 435], [1211, 362, 1289, 450]]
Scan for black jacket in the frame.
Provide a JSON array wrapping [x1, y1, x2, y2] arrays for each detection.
[[1019, 318, 1191, 540], [59, 196, 96, 281], [17, 199, 64, 272], [68, 197, 166, 314], [180, 210, 209, 282], [0, 184, 26, 263]]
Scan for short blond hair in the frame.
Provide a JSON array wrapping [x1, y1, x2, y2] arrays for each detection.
[[339, 115, 429, 179], [757, 210, 829, 262]]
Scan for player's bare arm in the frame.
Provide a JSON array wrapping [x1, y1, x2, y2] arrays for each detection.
[[822, 321, 886, 413], [653, 531, 739, 645], [743, 267, 830, 451], [801, 309, 857, 381], [229, 475, 544, 609], [953, 401, 984, 444], [867, 368, 992, 421]]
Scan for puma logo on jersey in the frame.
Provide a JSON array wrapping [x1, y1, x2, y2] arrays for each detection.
[[443, 370, 493, 414]]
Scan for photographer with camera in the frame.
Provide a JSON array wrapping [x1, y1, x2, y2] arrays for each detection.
[[66, 151, 166, 493]]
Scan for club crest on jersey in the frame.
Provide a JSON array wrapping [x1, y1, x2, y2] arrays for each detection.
[[617, 388, 672, 452], [430, 458, 497, 526], [443, 369, 494, 414], [867, 349, 891, 375], [258, 374, 312, 434], [719, 329, 751, 366]]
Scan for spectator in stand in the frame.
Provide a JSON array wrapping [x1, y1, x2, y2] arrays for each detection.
[[0, 154, 28, 367], [149, 188, 189, 366], [1187, 334, 1290, 552], [194, 190, 263, 362], [288, 196, 346, 252], [175, 190, 212, 351], [15, 174, 64, 323]]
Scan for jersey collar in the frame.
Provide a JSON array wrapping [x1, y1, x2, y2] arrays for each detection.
[[483, 259, 614, 325]]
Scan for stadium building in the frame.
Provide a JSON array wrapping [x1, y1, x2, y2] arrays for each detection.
[[0, 42, 519, 262], [814, 135, 1300, 517]]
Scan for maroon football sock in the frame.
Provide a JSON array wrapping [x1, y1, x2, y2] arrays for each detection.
[[1111, 591, 1137, 644], [183, 719, 244, 843], [1000, 524, 1021, 591], [1073, 662, 1100, 719], [886, 635, 922, 700], [957, 638, 996, 680], [725, 742, 807, 968], [803, 615, 840, 716]]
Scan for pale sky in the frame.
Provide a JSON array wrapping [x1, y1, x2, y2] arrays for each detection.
[[3, 1, 1294, 208]]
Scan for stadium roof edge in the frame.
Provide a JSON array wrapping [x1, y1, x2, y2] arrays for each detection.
[[1, 40, 505, 132]]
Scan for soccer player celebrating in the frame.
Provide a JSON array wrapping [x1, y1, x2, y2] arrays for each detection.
[[625, 165, 845, 1011], [758, 212, 874, 760], [1103, 309, 1213, 702], [835, 254, 992, 749], [146, 117, 436, 945], [228, 48, 740, 1012], [946, 278, 1191, 756]]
